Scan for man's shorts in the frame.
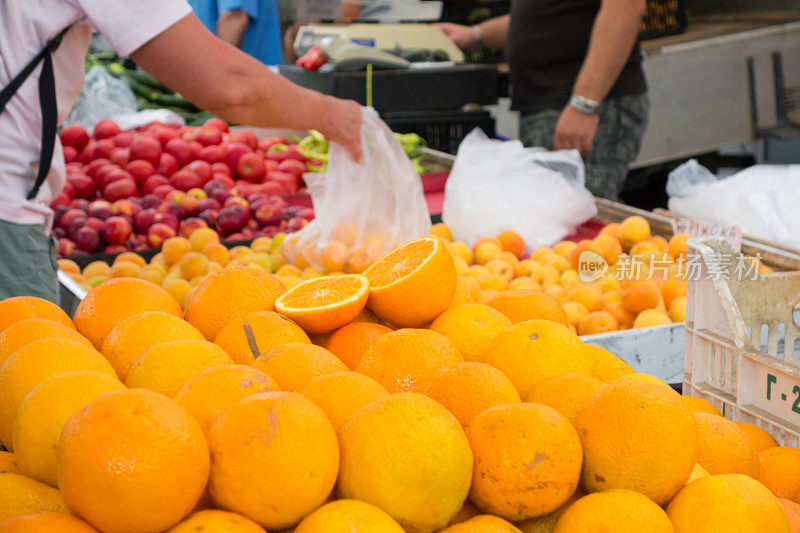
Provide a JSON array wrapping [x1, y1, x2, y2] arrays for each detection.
[[519, 93, 650, 201]]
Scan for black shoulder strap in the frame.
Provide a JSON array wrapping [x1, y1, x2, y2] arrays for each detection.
[[0, 24, 73, 200]]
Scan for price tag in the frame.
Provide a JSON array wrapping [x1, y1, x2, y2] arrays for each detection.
[[671, 217, 742, 252]]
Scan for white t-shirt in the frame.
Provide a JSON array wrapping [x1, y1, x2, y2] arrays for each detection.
[[0, 0, 192, 230]]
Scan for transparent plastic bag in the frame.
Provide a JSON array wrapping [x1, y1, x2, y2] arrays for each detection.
[[282, 108, 430, 272], [667, 160, 800, 250], [442, 129, 597, 252], [64, 67, 137, 129]]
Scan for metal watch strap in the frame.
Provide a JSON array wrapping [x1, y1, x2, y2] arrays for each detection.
[[569, 94, 600, 116]]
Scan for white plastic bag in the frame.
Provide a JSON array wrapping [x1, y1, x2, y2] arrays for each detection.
[[282, 108, 430, 271], [65, 67, 185, 130], [667, 160, 800, 250], [442, 129, 597, 252], [64, 67, 137, 129]]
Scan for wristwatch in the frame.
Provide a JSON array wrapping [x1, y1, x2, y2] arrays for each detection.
[[472, 25, 483, 48], [569, 94, 601, 116]]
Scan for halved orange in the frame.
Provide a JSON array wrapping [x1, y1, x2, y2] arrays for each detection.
[[275, 275, 369, 334], [362, 237, 456, 327]]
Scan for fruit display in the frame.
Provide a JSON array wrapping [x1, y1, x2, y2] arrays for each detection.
[[54, 117, 318, 257], [2, 234, 797, 532]]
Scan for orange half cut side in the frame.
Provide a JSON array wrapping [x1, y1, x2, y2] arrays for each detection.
[[363, 237, 457, 327], [275, 274, 369, 335]]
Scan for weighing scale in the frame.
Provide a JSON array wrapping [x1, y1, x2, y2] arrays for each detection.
[[294, 23, 465, 63]]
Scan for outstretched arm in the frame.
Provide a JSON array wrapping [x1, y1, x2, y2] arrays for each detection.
[[432, 15, 510, 53], [130, 14, 362, 159], [553, 0, 646, 155]]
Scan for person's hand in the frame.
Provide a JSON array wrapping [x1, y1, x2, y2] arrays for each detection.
[[431, 23, 480, 53], [320, 97, 363, 161], [553, 105, 600, 156]]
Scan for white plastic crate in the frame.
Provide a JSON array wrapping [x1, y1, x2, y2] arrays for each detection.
[[684, 236, 800, 447]]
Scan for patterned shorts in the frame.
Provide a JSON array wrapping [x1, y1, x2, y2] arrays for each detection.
[[518, 93, 650, 200]]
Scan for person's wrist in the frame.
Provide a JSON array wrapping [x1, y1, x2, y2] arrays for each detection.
[[471, 25, 483, 49], [568, 94, 601, 116]]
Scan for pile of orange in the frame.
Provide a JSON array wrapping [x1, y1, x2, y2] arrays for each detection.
[[1, 233, 795, 533]]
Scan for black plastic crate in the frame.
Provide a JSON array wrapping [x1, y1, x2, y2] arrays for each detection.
[[640, 0, 687, 40], [381, 110, 496, 154]]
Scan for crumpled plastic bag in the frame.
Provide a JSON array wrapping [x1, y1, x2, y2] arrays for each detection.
[[668, 159, 800, 250], [282, 107, 430, 272], [64, 67, 184, 130], [442, 129, 597, 252]]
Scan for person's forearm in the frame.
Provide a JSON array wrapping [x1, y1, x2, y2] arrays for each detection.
[[571, 0, 645, 102], [206, 54, 341, 132], [216, 9, 249, 48], [131, 18, 337, 132], [477, 14, 510, 49]]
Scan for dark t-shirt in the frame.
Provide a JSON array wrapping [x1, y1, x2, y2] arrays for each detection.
[[507, 0, 647, 114]]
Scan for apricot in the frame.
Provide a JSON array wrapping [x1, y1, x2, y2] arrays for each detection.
[[578, 310, 619, 336], [619, 215, 651, 250], [474, 241, 502, 266], [563, 301, 589, 329], [604, 301, 636, 330], [497, 230, 525, 258], [633, 309, 672, 328]]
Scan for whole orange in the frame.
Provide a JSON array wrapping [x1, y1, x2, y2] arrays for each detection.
[[429, 304, 512, 363], [0, 473, 67, 523], [694, 413, 759, 477], [125, 339, 234, 397], [423, 362, 520, 428], [486, 290, 568, 326], [338, 393, 473, 533], [527, 373, 605, 423], [356, 328, 464, 393], [166, 510, 265, 533], [101, 311, 204, 380], [735, 421, 779, 452], [325, 322, 393, 369], [667, 474, 791, 532], [584, 344, 634, 382], [483, 320, 593, 398], [0, 339, 114, 449], [552, 489, 673, 533], [57, 389, 209, 533], [0, 512, 98, 533], [184, 266, 286, 340], [574, 381, 697, 505], [301, 371, 389, 432], [294, 499, 405, 533], [440, 515, 522, 532], [74, 278, 182, 349], [0, 296, 74, 335], [253, 342, 347, 392], [175, 364, 280, 433], [0, 318, 91, 367], [214, 310, 310, 365], [468, 403, 582, 521], [207, 391, 339, 530], [758, 447, 800, 502], [778, 498, 800, 533]]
